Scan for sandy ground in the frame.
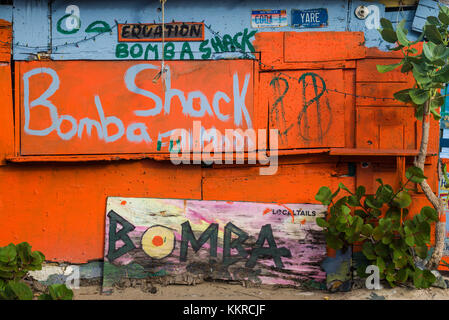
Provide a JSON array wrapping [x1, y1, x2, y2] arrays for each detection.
[[73, 281, 449, 300]]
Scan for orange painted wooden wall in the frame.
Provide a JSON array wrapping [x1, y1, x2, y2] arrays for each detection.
[[0, 24, 441, 263]]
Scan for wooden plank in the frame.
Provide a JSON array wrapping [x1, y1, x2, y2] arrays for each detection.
[[284, 32, 366, 63], [17, 60, 254, 155], [366, 0, 418, 7], [365, 43, 423, 59], [356, 58, 413, 83], [412, 0, 440, 32], [102, 197, 327, 291], [356, 106, 417, 149], [202, 163, 355, 204], [329, 148, 421, 156], [0, 64, 13, 165], [0, 20, 12, 165], [356, 82, 413, 106], [0, 19, 11, 62]]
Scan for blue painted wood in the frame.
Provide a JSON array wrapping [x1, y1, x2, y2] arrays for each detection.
[[412, 0, 441, 32], [11, 0, 422, 60], [348, 1, 419, 51], [14, 0, 351, 60], [0, 5, 12, 22], [12, 0, 50, 60]]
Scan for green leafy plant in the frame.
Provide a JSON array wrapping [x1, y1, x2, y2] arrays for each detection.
[[375, 5, 449, 269], [0, 242, 74, 300], [38, 284, 74, 300], [316, 166, 439, 288]]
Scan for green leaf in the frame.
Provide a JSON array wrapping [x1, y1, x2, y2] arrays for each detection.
[[423, 41, 435, 60], [316, 217, 329, 228], [341, 205, 351, 215], [380, 18, 394, 30], [422, 269, 436, 287], [421, 206, 439, 222], [381, 28, 398, 43], [439, 10, 449, 25], [409, 89, 431, 105], [415, 245, 428, 259], [376, 256, 386, 273], [405, 166, 427, 183], [381, 233, 393, 245], [433, 64, 449, 83], [0, 244, 17, 264], [356, 186, 366, 200], [365, 196, 383, 209], [418, 221, 431, 237], [405, 235, 415, 247], [375, 242, 389, 257], [431, 106, 442, 120], [396, 20, 410, 46], [397, 268, 409, 283], [38, 293, 52, 300], [377, 62, 403, 73], [362, 242, 376, 260], [16, 242, 32, 265], [394, 191, 412, 208], [6, 280, 33, 300], [393, 89, 412, 103], [427, 16, 441, 26], [338, 182, 352, 194], [361, 224, 374, 237], [325, 234, 344, 250], [425, 24, 443, 44], [315, 187, 332, 205], [401, 61, 413, 73], [347, 195, 359, 207], [48, 284, 73, 300], [413, 268, 423, 288]]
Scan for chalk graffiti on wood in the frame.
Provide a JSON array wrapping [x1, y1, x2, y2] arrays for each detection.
[[269, 71, 334, 148], [102, 197, 327, 292]]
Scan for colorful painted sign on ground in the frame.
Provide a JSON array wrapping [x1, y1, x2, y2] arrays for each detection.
[[251, 10, 287, 28], [17, 60, 254, 155], [102, 197, 327, 292]]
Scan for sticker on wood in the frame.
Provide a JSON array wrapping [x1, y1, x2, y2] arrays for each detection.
[[102, 197, 327, 292]]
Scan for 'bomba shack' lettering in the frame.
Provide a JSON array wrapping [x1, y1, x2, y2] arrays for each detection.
[[22, 64, 252, 145]]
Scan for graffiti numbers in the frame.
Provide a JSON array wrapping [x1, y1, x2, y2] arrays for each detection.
[[270, 75, 292, 144], [297, 72, 332, 142], [270, 72, 332, 143]]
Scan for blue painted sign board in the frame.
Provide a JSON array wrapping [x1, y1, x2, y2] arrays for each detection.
[[291, 8, 328, 28]]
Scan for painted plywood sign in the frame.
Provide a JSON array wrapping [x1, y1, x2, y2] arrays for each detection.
[[291, 8, 328, 28], [118, 23, 205, 42], [102, 197, 327, 292], [17, 60, 254, 155], [251, 10, 288, 28]]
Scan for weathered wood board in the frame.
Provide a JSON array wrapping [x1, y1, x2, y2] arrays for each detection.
[[102, 197, 327, 292]]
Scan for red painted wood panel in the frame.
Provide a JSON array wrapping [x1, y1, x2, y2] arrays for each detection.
[[0, 161, 202, 263], [17, 60, 254, 155], [0, 20, 12, 165], [284, 32, 366, 62]]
